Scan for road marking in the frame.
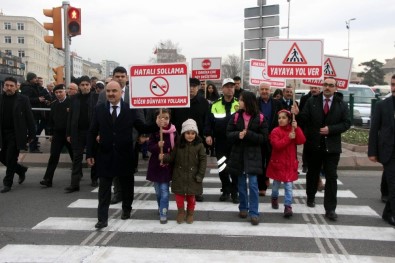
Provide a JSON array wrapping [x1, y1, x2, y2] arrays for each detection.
[[32, 217, 395, 242], [68, 199, 378, 217], [134, 175, 343, 185], [91, 187, 357, 198], [1, 245, 393, 263]]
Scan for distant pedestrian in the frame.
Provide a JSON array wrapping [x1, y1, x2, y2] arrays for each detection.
[[160, 119, 207, 224], [266, 110, 305, 217], [233, 76, 243, 99], [206, 83, 220, 104], [65, 76, 94, 193], [226, 91, 268, 225], [368, 74, 395, 226], [147, 109, 177, 224], [40, 84, 73, 188], [0, 77, 35, 193]]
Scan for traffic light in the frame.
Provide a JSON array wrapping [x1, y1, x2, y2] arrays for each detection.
[[67, 6, 81, 37], [43, 7, 63, 49], [53, 66, 64, 85]]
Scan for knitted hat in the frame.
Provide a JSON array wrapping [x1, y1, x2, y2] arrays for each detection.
[[181, 119, 199, 135], [26, 72, 37, 82]]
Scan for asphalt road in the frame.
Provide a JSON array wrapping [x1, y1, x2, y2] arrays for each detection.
[[0, 159, 394, 262]]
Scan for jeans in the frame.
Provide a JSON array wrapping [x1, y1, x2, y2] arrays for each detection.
[[271, 180, 293, 206], [154, 182, 169, 218], [238, 173, 259, 217]]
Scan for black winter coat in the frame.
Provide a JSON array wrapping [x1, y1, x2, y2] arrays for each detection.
[[296, 92, 350, 153], [0, 93, 36, 150], [226, 110, 268, 176]]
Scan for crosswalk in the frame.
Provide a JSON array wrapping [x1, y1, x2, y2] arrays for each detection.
[[0, 160, 394, 262]]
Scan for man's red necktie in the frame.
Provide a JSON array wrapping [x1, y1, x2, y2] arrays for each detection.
[[324, 98, 330, 115]]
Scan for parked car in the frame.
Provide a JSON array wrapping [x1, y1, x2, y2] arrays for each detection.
[[339, 84, 376, 127]]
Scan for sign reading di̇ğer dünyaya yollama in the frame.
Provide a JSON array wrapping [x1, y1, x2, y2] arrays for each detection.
[[302, 55, 353, 90], [266, 39, 324, 79], [129, 63, 190, 108]]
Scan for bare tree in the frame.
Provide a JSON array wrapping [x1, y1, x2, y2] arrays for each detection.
[[222, 54, 241, 78], [149, 39, 186, 63]]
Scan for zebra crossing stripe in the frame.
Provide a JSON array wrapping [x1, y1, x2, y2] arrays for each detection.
[[68, 199, 379, 217], [91, 187, 357, 198], [32, 217, 395, 242], [0, 244, 393, 262], [134, 175, 343, 185]]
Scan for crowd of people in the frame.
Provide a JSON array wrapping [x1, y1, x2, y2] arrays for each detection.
[[1, 69, 394, 229]]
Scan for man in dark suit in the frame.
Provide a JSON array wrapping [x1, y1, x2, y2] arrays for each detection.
[[295, 77, 350, 221], [66, 76, 94, 193], [368, 74, 395, 226], [40, 84, 73, 187], [281, 85, 295, 111], [256, 82, 283, 196], [87, 80, 159, 229], [299, 86, 321, 174], [0, 77, 36, 193]]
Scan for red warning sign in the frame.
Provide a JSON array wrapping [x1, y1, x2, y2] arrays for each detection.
[[202, 59, 211, 69], [282, 43, 307, 64], [129, 63, 189, 108], [266, 39, 324, 79], [323, 58, 336, 76], [191, 57, 222, 80], [150, 77, 169, 96], [302, 55, 353, 90]]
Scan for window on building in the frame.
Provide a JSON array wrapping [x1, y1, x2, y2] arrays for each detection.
[[17, 23, 24, 30], [18, 37, 24, 44], [5, 50, 12, 55], [4, 36, 11, 44], [18, 50, 25, 57], [4, 22, 11, 30]]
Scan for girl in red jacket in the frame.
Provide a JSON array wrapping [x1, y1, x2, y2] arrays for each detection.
[[266, 109, 306, 217]]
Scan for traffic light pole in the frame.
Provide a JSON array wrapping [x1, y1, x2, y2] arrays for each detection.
[[63, 1, 71, 89]]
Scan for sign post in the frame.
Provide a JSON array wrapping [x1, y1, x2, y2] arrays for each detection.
[[249, 59, 286, 88], [302, 55, 353, 90], [266, 39, 324, 79], [191, 57, 222, 80], [129, 63, 189, 108]]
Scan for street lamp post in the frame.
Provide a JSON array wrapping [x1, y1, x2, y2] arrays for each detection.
[[346, 18, 356, 58], [287, 0, 291, 39]]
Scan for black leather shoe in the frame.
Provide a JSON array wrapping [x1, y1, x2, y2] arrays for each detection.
[[195, 194, 204, 202], [40, 180, 52, 187], [325, 210, 338, 221], [0, 186, 11, 193], [91, 180, 98, 187], [382, 214, 395, 226], [307, 200, 316, 208], [64, 186, 79, 193], [121, 210, 131, 220], [219, 192, 230, 201], [18, 166, 28, 184], [231, 193, 240, 204], [111, 196, 121, 204], [95, 221, 108, 229]]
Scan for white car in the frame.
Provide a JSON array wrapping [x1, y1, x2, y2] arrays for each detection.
[[339, 84, 376, 127]]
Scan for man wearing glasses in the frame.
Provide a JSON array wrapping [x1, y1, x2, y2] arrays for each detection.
[[294, 77, 350, 221]]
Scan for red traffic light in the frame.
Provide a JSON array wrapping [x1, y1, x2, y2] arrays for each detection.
[[67, 6, 81, 37]]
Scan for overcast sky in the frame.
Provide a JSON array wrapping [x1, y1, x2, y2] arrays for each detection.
[[2, 0, 394, 71]]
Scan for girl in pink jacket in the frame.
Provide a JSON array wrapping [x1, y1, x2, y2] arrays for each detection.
[[266, 109, 306, 217]]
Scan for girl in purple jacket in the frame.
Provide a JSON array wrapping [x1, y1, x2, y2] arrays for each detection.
[[146, 109, 177, 224]]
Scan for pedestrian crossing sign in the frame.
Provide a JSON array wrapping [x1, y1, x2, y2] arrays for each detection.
[[282, 43, 307, 64], [323, 58, 337, 76]]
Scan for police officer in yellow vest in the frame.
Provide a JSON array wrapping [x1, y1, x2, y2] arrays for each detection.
[[206, 78, 240, 203]]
